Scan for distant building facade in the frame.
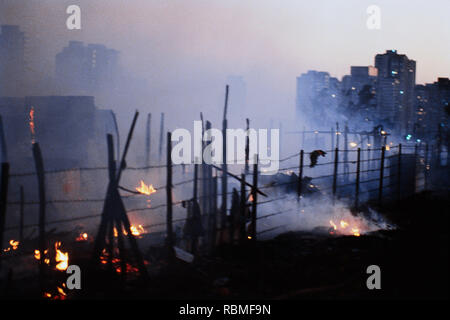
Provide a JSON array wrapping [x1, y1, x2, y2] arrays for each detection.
[[55, 41, 119, 95], [375, 50, 416, 136], [296, 70, 340, 126]]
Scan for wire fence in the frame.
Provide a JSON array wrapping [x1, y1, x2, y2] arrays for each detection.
[[0, 141, 444, 252]]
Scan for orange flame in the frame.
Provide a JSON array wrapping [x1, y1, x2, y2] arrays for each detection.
[[55, 242, 69, 271], [29, 106, 35, 143], [75, 232, 89, 242], [330, 219, 361, 237], [135, 180, 156, 196]]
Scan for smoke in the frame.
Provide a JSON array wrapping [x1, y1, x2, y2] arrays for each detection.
[[256, 194, 396, 239]]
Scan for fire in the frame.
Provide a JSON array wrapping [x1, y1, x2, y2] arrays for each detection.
[[29, 106, 35, 143], [329, 219, 361, 237], [55, 242, 69, 271], [329, 220, 337, 230], [130, 224, 145, 236], [76, 232, 89, 242], [3, 239, 19, 252], [135, 180, 156, 196]]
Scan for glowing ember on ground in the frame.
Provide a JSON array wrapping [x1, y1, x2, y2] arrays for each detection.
[[130, 224, 145, 236], [55, 242, 69, 271], [75, 232, 89, 242], [329, 219, 361, 237], [135, 180, 156, 196]]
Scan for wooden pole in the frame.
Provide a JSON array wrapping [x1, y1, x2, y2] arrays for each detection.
[[159, 112, 165, 163], [0, 116, 7, 163], [193, 162, 198, 200], [297, 150, 304, 198], [211, 175, 218, 250], [110, 111, 120, 163], [378, 146, 386, 207], [355, 148, 361, 209], [19, 186, 24, 243], [146, 113, 151, 166], [424, 143, 429, 190], [245, 118, 250, 174], [166, 131, 174, 258], [221, 85, 229, 233], [330, 127, 335, 159], [332, 148, 339, 201], [240, 173, 246, 242], [397, 144, 402, 201], [344, 124, 349, 183], [32, 143, 46, 291], [251, 156, 258, 241], [0, 163, 9, 268]]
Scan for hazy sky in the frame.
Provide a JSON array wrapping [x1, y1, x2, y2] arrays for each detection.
[[1, 0, 449, 124]]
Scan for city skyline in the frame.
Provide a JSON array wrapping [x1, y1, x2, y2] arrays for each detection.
[[0, 0, 448, 121]]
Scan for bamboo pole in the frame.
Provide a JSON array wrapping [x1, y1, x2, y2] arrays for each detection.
[[397, 144, 402, 201], [240, 173, 246, 242], [355, 148, 361, 209], [32, 143, 46, 291], [0, 116, 7, 162], [166, 131, 174, 258], [251, 156, 258, 241], [378, 146, 386, 207], [245, 118, 250, 174], [0, 162, 9, 268], [332, 148, 339, 201], [221, 85, 229, 233], [297, 150, 304, 198], [19, 186, 24, 244]]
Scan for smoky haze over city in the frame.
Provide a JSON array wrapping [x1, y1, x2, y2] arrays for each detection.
[[0, 0, 448, 302]]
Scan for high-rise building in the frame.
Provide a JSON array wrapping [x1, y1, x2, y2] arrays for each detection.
[[55, 41, 119, 94], [296, 70, 340, 126], [375, 50, 416, 135], [0, 25, 25, 96], [340, 66, 378, 123], [414, 78, 449, 142]]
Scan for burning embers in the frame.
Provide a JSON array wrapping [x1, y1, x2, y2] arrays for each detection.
[[135, 180, 156, 196], [329, 219, 360, 237], [33, 241, 69, 271], [29, 106, 35, 143], [2, 239, 20, 252]]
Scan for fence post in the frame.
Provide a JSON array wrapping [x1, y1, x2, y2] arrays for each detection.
[[166, 132, 174, 259], [344, 124, 349, 183], [240, 173, 246, 242], [221, 85, 229, 236], [0, 162, 9, 268], [251, 156, 258, 241], [397, 144, 402, 201], [19, 186, 24, 244], [378, 146, 386, 207], [424, 143, 429, 190], [32, 143, 46, 292], [211, 175, 218, 250], [297, 150, 304, 199], [0, 116, 7, 162], [355, 148, 361, 209], [332, 147, 339, 201], [245, 118, 250, 175]]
